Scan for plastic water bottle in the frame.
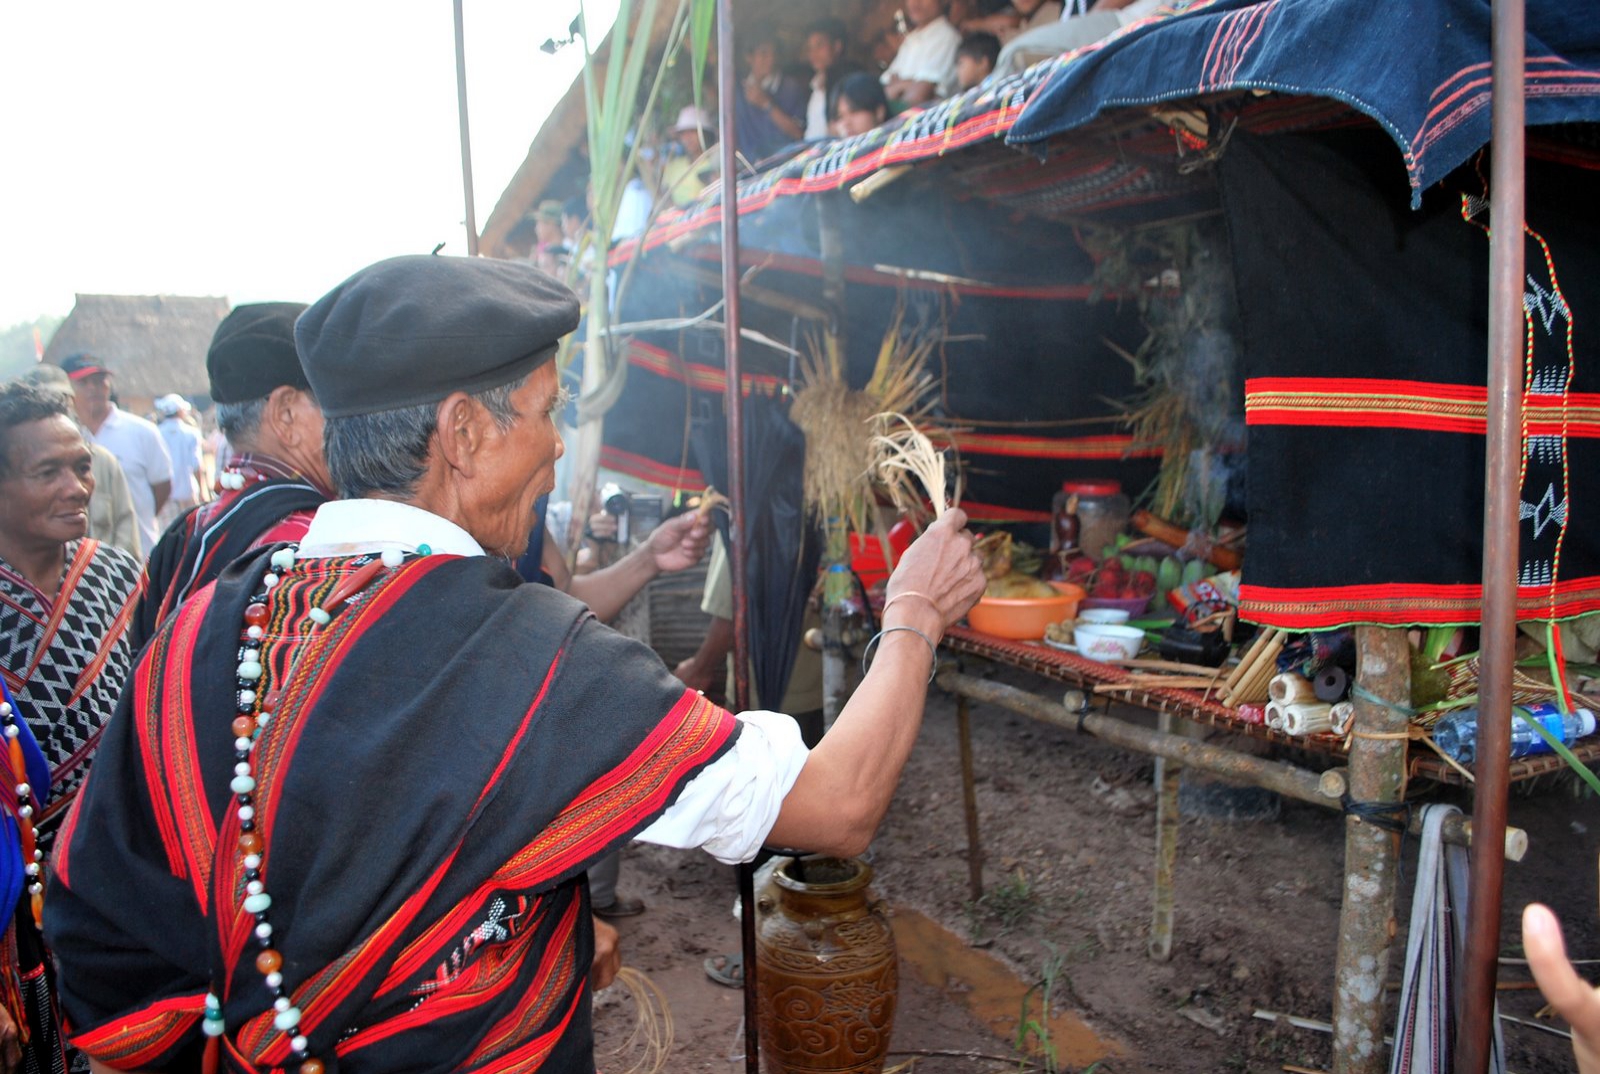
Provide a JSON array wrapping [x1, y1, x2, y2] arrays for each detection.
[[1432, 702, 1597, 765]]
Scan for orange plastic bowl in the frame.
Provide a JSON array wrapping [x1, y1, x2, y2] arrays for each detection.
[[966, 582, 1086, 640]]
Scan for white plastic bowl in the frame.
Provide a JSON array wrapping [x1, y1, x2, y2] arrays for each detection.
[[1074, 623, 1144, 663], [1078, 608, 1131, 625]]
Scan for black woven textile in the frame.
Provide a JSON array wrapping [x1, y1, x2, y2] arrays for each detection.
[[1223, 127, 1600, 627]]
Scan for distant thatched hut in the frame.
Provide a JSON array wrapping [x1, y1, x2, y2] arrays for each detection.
[[43, 294, 228, 416]]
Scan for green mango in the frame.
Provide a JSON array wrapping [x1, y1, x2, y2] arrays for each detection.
[[1181, 559, 1207, 586], [1156, 557, 1182, 595]]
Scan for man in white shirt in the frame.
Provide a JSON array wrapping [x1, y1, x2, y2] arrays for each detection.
[[59, 354, 172, 554], [882, 0, 964, 105], [46, 255, 987, 1074]]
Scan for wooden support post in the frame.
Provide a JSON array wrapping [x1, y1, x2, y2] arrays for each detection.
[[1148, 710, 1182, 962], [1331, 627, 1412, 1074], [956, 694, 985, 901]]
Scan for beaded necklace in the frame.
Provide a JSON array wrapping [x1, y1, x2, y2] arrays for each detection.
[[0, 678, 45, 930], [201, 542, 432, 1074]]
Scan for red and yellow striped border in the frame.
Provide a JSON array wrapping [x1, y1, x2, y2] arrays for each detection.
[[1245, 377, 1600, 437]]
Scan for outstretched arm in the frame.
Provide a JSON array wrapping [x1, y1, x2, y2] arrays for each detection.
[[564, 512, 712, 623], [765, 510, 985, 855]]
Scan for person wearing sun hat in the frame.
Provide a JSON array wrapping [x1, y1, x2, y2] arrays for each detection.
[[153, 392, 204, 528], [128, 302, 334, 650], [663, 104, 719, 207], [46, 254, 986, 1074]]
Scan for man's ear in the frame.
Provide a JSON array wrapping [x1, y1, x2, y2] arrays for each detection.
[[264, 386, 299, 441], [268, 387, 311, 446], [433, 392, 486, 478]]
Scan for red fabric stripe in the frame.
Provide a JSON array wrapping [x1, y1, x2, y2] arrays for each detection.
[[69, 992, 205, 1069], [467, 987, 586, 1074], [1246, 378, 1600, 436], [1240, 576, 1600, 629], [1246, 376, 1488, 400], [487, 693, 738, 890], [625, 340, 787, 394], [598, 446, 704, 492]]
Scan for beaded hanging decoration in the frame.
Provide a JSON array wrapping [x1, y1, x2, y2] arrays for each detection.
[[201, 543, 431, 1074], [0, 679, 45, 931], [215, 468, 267, 494]]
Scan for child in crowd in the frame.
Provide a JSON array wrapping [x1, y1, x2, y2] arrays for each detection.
[[881, 0, 962, 106], [831, 72, 890, 137], [802, 18, 861, 139], [955, 32, 1001, 90]]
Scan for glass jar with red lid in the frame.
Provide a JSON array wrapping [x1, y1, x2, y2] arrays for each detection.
[[1052, 480, 1130, 562]]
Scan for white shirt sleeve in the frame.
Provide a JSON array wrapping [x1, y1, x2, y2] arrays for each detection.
[[143, 424, 174, 486], [634, 709, 809, 864]]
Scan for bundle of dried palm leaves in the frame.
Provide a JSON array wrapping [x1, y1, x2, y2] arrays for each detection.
[[790, 306, 945, 533]]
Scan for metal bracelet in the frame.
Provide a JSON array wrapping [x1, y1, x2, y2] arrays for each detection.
[[861, 625, 938, 684]]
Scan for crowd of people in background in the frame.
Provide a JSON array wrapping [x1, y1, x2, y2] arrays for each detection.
[[525, 0, 1175, 279]]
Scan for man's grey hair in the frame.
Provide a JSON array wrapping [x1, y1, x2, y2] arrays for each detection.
[[324, 373, 534, 500], [216, 396, 269, 448]]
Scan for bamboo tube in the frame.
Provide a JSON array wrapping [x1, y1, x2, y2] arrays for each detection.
[[1270, 673, 1318, 704], [1265, 701, 1289, 731], [1330, 701, 1356, 736], [1283, 702, 1334, 736]]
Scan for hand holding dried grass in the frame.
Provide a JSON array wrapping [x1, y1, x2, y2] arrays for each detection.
[[868, 412, 960, 521]]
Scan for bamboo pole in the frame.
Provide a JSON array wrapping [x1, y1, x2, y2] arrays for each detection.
[[1331, 627, 1411, 1074], [1458, 0, 1526, 1065], [933, 670, 1520, 857]]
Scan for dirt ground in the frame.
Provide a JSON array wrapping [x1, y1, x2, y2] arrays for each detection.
[[593, 660, 1598, 1073]]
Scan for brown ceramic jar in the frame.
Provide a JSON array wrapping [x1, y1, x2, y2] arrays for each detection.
[[754, 856, 898, 1074]]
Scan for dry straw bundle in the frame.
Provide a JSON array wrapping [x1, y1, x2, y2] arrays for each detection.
[[867, 412, 961, 521], [790, 305, 943, 532]]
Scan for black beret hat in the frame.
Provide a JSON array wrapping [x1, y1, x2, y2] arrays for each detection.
[[295, 255, 581, 418], [207, 302, 312, 405]]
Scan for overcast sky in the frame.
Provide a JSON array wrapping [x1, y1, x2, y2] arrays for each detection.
[[1, 1, 619, 328]]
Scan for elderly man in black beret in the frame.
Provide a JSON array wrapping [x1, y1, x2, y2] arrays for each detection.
[[130, 303, 335, 650], [46, 255, 986, 1074]]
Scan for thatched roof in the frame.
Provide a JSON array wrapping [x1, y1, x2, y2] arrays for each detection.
[[481, 0, 899, 258], [43, 293, 228, 407]]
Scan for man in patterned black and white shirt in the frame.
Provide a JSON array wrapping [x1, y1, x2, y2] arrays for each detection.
[[0, 381, 144, 1074]]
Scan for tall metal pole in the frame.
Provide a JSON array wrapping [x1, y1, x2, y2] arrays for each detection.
[[714, 3, 757, 1071], [452, 0, 480, 256], [1457, 0, 1525, 1066]]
